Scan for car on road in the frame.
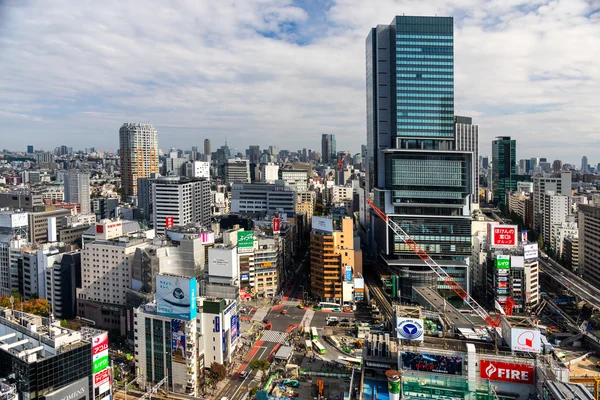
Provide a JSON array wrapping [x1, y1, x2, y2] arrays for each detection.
[[239, 371, 248, 379], [281, 309, 287, 315]]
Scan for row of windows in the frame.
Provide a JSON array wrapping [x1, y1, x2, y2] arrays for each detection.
[[397, 80, 453, 86], [397, 118, 453, 124], [397, 67, 453, 72], [396, 41, 453, 46], [397, 99, 453, 104], [396, 34, 453, 39], [396, 54, 453, 59], [397, 60, 453, 66], [398, 106, 454, 112], [395, 132, 455, 137], [397, 86, 453, 91], [396, 47, 453, 53], [398, 112, 455, 117], [396, 124, 454, 130], [392, 190, 464, 199], [397, 74, 452, 79]]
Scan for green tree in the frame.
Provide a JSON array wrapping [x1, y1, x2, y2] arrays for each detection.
[[250, 358, 270, 371], [60, 319, 68, 328], [538, 234, 544, 250]]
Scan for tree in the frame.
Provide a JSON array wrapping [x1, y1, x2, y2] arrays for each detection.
[[538, 234, 544, 250], [208, 362, 227, 383], [250, 358, 270, 371], [60, 319, 68, 328]]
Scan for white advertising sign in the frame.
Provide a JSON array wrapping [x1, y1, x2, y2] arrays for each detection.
[[523, 243, 538, 260], [396, 317, 424, 341], [311, 216, 333, 234], [511, 256, 525, 269], [511, 328, 541, 353]]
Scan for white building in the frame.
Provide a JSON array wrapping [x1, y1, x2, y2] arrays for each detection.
[[261, 163, 279, 184], [279, 170, 308, 193], [230, 183, 296, 215], [208, 245, 239, 285], [185, 161, 210, 179], [152, 177, 211, 234], [64, 172, 91, 213], [542, 192, 571, 250], [224, 159, 251, 185], [533, 171, 571, 231]]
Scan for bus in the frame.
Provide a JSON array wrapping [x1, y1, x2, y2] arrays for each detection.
[[313, 340, 326, 354], [311, 327, 319, 340], [339, 356, 363, 367], [318, 302, 342, 311], [326, 335, 341, 348], [305, 340, 313, 352]]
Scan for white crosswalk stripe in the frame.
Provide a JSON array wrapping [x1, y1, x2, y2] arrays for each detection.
[[260, 330, 288, 343], [283, 301, 300, 306]]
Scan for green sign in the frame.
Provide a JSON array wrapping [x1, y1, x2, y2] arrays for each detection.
[[237, 231, 254, 249], [93, 355, 109, 374], [387, 379, 401, 395], [495, 256, 510, 269]]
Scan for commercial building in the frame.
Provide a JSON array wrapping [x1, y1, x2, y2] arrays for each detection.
[[28, 208, 72, 244], [260, 163, 279, 183], [310, 216, 360, 301], [64, 172, 91, 214], [204, 139, 211, 158], [224, 159, 250, 185], [0, 192, 43, 212], [0, 307, 93, 400], [151, 177, 211, 234], [491, 136, 517, 205], [366, 16, 472, 296], [321, 134, 336, 164], [542, 193, 571, 252], [578, 205, 600, 287], [185, 161, 210, 179], [119, 122, 160, 201], [21, 242, 75, 300], [533, 172, 572, 232], [230, 183, 296, 216], [454, 116, 479, 203], [92, 197, 119, 220], [134, 298, 239, 397], [279, 169, 309, 193], [45, 251, 81, 320]]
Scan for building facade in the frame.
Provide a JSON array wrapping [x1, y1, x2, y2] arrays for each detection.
[[321, 134, 336, 164], [579, 205, 600, 287], [64, 172, 91, 214], [230, 183, 296, 216], [119, 122, 160, 201], [224, 159, 251, 185], [454, 116, 479, 203], [491, 136, 517, 205]]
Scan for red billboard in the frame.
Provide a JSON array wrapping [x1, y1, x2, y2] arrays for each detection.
[[480, 360, 534, 384], [165, 216, 174, 228], [273, 218, 280, 234], [92, 332, 108, 357], [93, 368, 110, 387], [491, 225, 518, 247]]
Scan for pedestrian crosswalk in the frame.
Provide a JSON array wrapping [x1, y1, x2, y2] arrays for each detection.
[[260, 330, 288, 343], [283, 300, 300, 306]]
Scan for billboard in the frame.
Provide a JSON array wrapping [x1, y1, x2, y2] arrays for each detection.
[[237, 231, 254, 253], [521, 230, 528, 244], [93, 369, 110, 388], [92, 331, 110, 388], [510, 328, 541, 353], [165, 216, 174, 228], [92, 332, 108, 360], [345, 266, 352, 281], [92, 355, 109, 374], [156, 275, 197, 320], [491, 225, 518, 247], [498, 282, 508, 289], [511, 255, 525, 269], [495, 255, 510, 269], [480, 360, 534, 384], [273, 218, 280, 234], [396, 318, 424, 341], [171, 319, 187, 364], [311, 216, 333, 234], [401, 352, 463, 375], [524, 243, 538, 260], [354, 278, 365, 289], [199, 232, 215, 244], [231, 315, 239, 343]]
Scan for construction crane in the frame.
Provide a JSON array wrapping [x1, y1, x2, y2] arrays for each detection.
[[367, 199, 515, 328]]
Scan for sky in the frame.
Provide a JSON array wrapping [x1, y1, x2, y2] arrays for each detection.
[[1, 0, 599, 164]]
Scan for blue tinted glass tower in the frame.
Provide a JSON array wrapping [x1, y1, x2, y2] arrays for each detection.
[[366, 16, 473, 297]]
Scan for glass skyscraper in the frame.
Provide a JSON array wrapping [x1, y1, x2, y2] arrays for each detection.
[[491, 136, 517, 205], [366, 16, 472, 296]]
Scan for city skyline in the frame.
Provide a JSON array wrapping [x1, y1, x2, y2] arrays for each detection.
[[2, 1, 599, 160]]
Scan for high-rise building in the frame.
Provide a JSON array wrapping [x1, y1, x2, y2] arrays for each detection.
[[248, 145, 260, 164], [64, 172, 91, 214], [260, 163, 279, 183], [321, 134, 336, 164], [366, 16, 472, 296], [581, 156, 589, 173], [579, 205, 600, 286], [151, 176, 211, 234], [552, 160, 563, 173], [542, 192, 571, 250], [204, 138, 211, 157], [454, 116, 479, 203], [491, 136, 517, 205], [224, 159, 251, 185], [119, 122, 159, 201], [27, 145, 34, 153], [533, 172, 572, 232], [230, 183, 296, 215]]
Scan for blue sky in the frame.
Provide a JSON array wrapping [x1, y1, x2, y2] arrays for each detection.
[[0, 0, 599, 164]]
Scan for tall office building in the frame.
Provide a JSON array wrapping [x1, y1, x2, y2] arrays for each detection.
[[119, 123, 159, 201], [321, 134, 336, 164], [248, 145, 260, 164], [491, 136, 517, 205], [224, 159, 251, 185], [151, 176, 211, 234], [579, 205, 600, 287], [581, 156, 589, 173], [27, 145, 34, 154], [64, 172, 91, 213], [204, 138, 211, 158], [366, 16, 472, 296], [454, 116, 479, 203]]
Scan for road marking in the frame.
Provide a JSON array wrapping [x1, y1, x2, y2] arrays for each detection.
[[232, 346, 268, 399]]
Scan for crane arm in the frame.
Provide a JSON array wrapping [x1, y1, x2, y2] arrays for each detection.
[[367, 199, 505, 328]]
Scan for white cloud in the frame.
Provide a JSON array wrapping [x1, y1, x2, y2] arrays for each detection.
[[0, 0, 598, 163]]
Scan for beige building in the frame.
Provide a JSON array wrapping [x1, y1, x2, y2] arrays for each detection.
[[119, 122, 159, 201], [28, 208, 72, 244]]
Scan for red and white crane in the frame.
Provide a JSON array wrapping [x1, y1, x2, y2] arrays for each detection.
[[367, 199, 515, 328]]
